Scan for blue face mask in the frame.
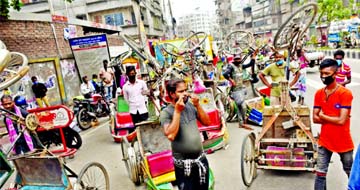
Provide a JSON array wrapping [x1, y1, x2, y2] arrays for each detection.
[[276, 60, 284, 66], [336, 59, 342, 66]]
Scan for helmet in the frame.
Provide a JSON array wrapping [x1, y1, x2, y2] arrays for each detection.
[[14, 96, 27, 107]]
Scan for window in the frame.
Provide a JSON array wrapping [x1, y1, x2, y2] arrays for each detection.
[[104, 13, 124, 26], [131, 12, 137, 25]]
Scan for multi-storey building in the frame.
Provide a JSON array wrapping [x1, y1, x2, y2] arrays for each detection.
[[18, 0, 166, 37], [216, 0, 316, 40], [176, 10, 215, 38]]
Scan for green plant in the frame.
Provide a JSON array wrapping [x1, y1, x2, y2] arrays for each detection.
[[0, 0, 72, 19]]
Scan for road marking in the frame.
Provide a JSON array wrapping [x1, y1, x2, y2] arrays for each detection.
[[306, 78, 324, 89], [350, 72, 360, 79]]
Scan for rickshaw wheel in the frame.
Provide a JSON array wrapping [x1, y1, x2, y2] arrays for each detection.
[[121, 138, 142, 185], [74, 162, 110, 190], [240, 133, 257, 187], [273, 3, 317, 50], [225, 99, 236, 122]]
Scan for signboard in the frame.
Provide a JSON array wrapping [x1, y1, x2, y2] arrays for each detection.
[[52, 15, 68, 23], [69, 34, 110, 80]]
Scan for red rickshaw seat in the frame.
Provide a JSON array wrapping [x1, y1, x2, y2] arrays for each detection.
[[146, 150, 174, 178], [116, 112, 135, 129], [197, 109, 221, 132]]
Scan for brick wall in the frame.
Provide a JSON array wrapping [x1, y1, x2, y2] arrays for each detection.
[[0, 20, 123, 60]]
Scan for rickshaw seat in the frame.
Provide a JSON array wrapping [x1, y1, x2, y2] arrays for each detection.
[[116, 112, 135, 129], [197, 109, 221, 132], [13, 156, 70, 190], [146, 150, 174, 178]]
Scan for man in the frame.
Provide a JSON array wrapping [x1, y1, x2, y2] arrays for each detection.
[[31, 76, 50, 108], [80, 76, 95, 99], [258, 52, 300, 105], [160, 79, 211, 190], [313, 59, 354, 190], [333, 50, 351, 86], [1, 95, 35, 154], [98, 60, 114, 102], [222, 50, 258, 129], [122, 66, 149, 124], [91, 74, 101, 93]]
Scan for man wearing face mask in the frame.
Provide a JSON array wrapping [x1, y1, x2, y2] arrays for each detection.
[[222, 50, 258, 129], [160, 79, 211, 190], [313, 59, 354, 190], [122, 66, 149, 124], [333, 50, 351, 86], [258, 52, 300, 105]]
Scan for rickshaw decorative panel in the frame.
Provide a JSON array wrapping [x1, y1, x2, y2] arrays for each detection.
[[13, 157, 65, 187]]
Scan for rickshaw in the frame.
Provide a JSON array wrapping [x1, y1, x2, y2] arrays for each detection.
[[0, 107, 110, 190], [239, 3, 319, 186], [0, 44, 110, 190], [110, 30, 224, 189]]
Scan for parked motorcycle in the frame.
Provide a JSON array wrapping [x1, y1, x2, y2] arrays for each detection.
[[14, 96, 82, 149], [73, 93, 110, 130]]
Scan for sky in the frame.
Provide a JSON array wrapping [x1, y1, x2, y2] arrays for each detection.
[[169, 0, 216, 19]]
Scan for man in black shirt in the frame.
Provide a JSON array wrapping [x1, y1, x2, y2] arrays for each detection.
[[31, 76, 50, 108]]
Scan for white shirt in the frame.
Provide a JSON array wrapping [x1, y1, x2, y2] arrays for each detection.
[[80, 81, 95, 95], [123, 80, 148, 114]]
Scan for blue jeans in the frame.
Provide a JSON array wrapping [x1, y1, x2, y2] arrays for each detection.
[[314, 146, 353, 190], [104, 86, 112, 102]]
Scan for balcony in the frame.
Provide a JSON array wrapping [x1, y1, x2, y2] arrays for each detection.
[[20, 0, 49, 13], [87, 0, 132, 13], [86, 0, 106, 4]]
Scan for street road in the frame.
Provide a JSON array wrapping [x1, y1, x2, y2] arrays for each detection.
[[66, 58, 360, 190]]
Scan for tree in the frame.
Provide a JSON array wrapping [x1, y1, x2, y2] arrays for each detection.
[[0, 0, 72, 20], [315, 0, 359, 46]]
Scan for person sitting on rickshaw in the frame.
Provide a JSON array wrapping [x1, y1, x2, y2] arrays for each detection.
[[1, 95, 36, 155], [222, 50, 258, 130], [258, 52, 300, 105], [122, 66, 149, 124], [80, 75, 96, 99]]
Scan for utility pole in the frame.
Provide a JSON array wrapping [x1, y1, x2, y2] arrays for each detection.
[[168, 0, 176, 38]]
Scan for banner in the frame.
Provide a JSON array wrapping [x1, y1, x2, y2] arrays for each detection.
[[69, 34, 110, 80]]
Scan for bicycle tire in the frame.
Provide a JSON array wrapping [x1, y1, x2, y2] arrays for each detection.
[[224, 30, 255, 53], [179, 32, 208, 52], [74, 162, 110, 190], [273, 3, 317, 50]]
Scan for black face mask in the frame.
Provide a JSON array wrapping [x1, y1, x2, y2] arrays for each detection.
[[233, 61, 241, 66], [321, 74, 335, 85], [128, 75, 136, 82]]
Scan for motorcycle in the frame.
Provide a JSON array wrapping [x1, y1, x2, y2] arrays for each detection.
[[73, 93, 110, 130], [13, 96, 82, 149]]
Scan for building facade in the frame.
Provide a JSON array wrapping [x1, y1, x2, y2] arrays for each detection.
[[216, 0, 316, 40], [18, 0, 166, 37], [176, 10, 215, 38]]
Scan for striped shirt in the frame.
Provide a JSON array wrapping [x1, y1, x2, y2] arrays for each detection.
[[336, 62, 351, 84]]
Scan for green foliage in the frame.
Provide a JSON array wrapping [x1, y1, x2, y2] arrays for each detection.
[[310, 35, 318, 45], [0, 0, 72, 19], [316, 0, 354, 24], [0, 0, 23, 19]]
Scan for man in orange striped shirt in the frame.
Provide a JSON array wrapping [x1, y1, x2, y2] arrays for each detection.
[[334, 50, 351, 86]]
